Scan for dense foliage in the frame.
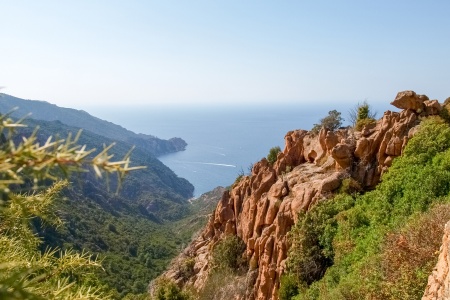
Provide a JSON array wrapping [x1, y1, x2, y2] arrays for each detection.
[[211, 235, 247, 272], [282, 117, 450, 299], [152, 278, 193, 300], [12, 118, 197, 298], [0, 113, 139, 299]]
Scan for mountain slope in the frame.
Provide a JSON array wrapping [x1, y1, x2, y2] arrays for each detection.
[[8, 117, 195, 298], [0, 93, 186, 156], [158, 91, 448, 300]]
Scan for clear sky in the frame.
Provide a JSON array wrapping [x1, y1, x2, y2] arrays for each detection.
[[1, 1, 449, 109]]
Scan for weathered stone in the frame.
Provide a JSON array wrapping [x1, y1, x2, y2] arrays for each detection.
[[331, 143, 354, 169], [424, 100, 442, 115], [391, 90, 428, 111]]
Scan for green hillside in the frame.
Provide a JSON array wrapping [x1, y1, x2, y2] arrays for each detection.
[[5, 117, 195, 298]]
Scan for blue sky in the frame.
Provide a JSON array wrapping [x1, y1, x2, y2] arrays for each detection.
[[1, 1, 449, 109]]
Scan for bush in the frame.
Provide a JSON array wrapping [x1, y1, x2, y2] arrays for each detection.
[[267, 146, 282, 165], [355, 118, 376, 131], [286, 195, 354, 287], [311, 110, 344, 135], [348, 100, 377, 127], [211, 235, 247, 273], [201, 235, 249, 299], [279, 274, 300, 300], [152, 277, 192, 300], [233, 168, 245, 187], [179, 258, 195, 281], [339, 177, 363, 195]]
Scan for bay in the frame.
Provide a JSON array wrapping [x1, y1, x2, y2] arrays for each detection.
[[86, 103, 389, 197]]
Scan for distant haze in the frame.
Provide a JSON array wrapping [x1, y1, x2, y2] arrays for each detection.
[[1, 1, 450, 109]]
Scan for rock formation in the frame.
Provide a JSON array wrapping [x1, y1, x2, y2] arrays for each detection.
[[159, 91, 443, 300]]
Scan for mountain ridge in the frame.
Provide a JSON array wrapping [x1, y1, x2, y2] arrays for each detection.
[[0, 93, 187, 156]]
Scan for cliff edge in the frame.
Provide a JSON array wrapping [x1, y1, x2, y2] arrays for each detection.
[[160, 91, 442, 300]]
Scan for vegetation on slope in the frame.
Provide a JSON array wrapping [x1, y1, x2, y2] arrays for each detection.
[[281, 117, 450, 299], [1, 116, 197, 298], [0, 114, 138, 299]]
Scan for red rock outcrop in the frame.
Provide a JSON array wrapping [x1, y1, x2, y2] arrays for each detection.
[[159, 91, 443, 300], [423, 221, 450, 300]]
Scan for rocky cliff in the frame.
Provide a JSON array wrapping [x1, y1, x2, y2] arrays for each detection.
[[161, 91, 443, 300]]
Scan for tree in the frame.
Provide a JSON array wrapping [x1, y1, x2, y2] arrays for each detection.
[[0, 111, 143, 299], [311, 110, 344, 135]]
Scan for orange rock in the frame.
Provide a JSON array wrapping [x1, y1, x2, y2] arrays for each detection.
[[159, 91, 442, 300], [391, 90, 428, 111]]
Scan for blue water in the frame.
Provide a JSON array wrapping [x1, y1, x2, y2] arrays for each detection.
[[86, 103, 390, 197]]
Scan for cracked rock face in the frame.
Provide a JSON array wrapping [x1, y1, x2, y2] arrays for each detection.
[[159, 91, 442, 300]]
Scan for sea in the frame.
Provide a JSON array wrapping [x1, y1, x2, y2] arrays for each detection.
[[87, 102, 390, 197]]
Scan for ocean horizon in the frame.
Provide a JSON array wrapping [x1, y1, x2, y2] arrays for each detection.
[[87, 102, 392, 197]]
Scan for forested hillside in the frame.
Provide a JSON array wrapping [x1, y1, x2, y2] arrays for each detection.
[[0, 93, 187, 156], [7, 117, 196, 298]]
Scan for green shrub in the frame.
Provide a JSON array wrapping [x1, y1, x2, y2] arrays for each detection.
[[286, 195, 354, 287], [279, 274, 300, 300], [355, 118, 376, 131], [349, 101, 377, 125], [339, 177, 362, 195], [349, 101, 377, 131], [153, 278, 192, 300], [179, 258, 195, 281], [211, 235, 247, 273], [267, 146, 282, 165]]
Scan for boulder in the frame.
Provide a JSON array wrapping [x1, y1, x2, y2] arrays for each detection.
[[391, 90, 428, 111]]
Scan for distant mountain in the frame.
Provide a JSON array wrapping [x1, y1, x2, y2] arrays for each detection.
[[0, 93, 186, 156]]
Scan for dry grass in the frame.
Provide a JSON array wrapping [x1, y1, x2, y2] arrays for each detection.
[[374, 203, 450, 300]]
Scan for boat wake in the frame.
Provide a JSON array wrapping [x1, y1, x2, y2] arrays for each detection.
[[180, 161, 236, 168]]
